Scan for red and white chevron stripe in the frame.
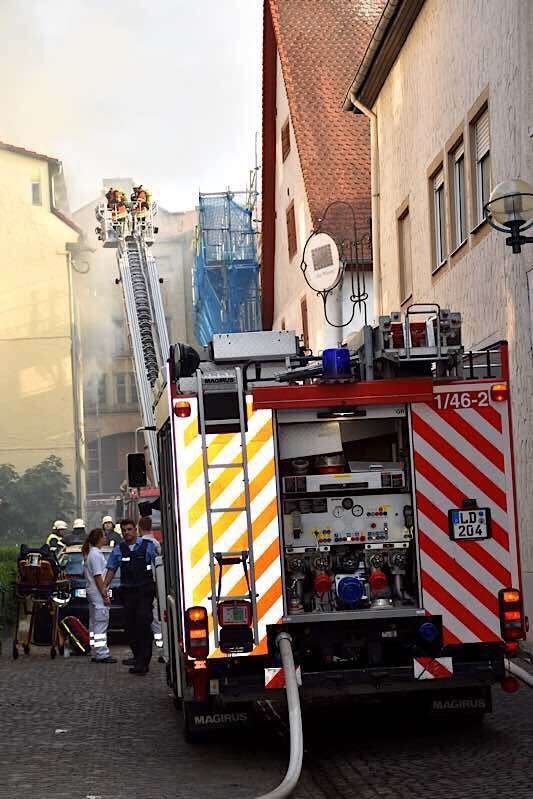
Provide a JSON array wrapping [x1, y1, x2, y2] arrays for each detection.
[[412, 383, 521, 645]]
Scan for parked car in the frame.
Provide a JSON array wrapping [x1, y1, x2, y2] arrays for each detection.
[[58, 545, 125, 632]]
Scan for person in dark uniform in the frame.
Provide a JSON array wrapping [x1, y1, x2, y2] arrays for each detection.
[[104, 518, 157, 675]]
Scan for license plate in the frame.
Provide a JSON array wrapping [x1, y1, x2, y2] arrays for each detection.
[[74, 588, 86, 598], [448, 508, 491, 540]]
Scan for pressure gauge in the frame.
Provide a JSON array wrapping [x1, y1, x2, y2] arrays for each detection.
[[333, 506, 344, 518], [342, 497, 354, 510], [351, 504, 364, 518]]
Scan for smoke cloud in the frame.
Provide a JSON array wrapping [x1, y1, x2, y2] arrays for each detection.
[[0, 0, 262, 211]]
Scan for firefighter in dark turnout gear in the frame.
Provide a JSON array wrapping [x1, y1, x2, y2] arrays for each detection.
[[105, 518, 157, 674]]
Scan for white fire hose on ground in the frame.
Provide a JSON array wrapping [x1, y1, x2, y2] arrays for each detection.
[[506, 658, 533, 688], [250, 643, 532, 799], [255, 632, 303, 799]]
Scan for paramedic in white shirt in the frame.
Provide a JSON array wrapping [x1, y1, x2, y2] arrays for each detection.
[[138, 516, 163, 653], [82, 528, 117, 664]]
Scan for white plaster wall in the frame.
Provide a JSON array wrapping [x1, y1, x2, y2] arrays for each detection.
[[273, 54, 373, 350], [373, 0, 533, 616]]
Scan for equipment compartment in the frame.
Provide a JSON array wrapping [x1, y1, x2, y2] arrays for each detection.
[[275, 405, 420, 618]]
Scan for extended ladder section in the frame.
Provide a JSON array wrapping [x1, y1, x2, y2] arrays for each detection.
[[196, 366, 259, 647], [117, 235, 170, 486]]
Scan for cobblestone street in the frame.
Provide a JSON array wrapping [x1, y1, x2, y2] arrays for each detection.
[[1, 642, 533, 799]]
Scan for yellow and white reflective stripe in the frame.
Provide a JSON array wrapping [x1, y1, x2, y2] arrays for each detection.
[[174, 398, 283, 657]]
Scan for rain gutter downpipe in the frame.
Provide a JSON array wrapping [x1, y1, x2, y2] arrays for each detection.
[[351, 99, 381, 320]]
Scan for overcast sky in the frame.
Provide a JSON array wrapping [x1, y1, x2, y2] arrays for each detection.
[[1, 0, 263, 212]]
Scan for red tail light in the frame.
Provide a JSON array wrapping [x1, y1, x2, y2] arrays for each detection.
[[185, 606, 209, 659], [498, 587, 525, 647], [174, 400, 191, 418], [491, 383, 508, 402]]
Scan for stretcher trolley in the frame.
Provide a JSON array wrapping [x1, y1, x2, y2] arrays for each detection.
[[12, 545, 71, 660]]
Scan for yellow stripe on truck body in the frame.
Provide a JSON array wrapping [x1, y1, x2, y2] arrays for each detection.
[[173, 396, 283, 658]]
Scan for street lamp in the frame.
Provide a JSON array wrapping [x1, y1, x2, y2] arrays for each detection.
[[484, 179, 533, 253]]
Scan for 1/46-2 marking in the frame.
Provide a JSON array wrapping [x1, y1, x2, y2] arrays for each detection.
[[434, 390, 489, 410]]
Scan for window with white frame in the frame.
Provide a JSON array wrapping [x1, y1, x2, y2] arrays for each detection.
[[432, 168, 446, 271], [451, 141, 466, 249], [473, 108, 491, 225]]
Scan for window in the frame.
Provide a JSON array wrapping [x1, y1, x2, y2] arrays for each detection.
[[432, 168, 447, 271], [115, 373, 127, 405], [286, 202, 297, 260], [300, 296, 309, 350], [113, 320, 129, 355], [97, 376, 107, 407], [398, 207, 412, 303], [451, 141, 467, 248], [31, 180, 42, 206], [473, 108, 490, 225], [129, 373, 138, 405], [281, 119, 291, 162]]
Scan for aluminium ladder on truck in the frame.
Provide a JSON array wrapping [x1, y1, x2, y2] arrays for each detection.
[[196, 366, 260, 647], [96, 202, 169, 486]]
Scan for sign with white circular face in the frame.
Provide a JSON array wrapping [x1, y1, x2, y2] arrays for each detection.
[[306, 232, 341, 291]]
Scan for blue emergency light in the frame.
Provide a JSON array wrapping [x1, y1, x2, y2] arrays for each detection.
[[322, 347, 351, 379]]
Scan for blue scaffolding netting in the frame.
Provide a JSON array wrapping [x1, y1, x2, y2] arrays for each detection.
[[193, 192, 261, 346]]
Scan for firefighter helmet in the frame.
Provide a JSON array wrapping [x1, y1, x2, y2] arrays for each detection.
[[53, 520, 68, 531], [73, 518, 85, 529]]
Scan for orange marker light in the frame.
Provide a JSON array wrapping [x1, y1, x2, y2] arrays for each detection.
[[174, 400, 191, 418], [187, 607, 207, 623], [490, 383, 508, 402], [502, 590, 521, 604]]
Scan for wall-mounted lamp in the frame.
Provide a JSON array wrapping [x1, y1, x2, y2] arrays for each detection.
[[484, 179, 533, 254]]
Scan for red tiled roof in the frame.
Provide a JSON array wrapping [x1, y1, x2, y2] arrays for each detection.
[[268, 0, 386, 241]]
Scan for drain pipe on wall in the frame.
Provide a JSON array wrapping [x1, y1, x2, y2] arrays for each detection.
[[351, 99, 381, 321], [255, 633, 303, 799]]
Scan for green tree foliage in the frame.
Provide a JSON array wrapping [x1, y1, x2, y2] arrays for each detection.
[[0, 456, 75, 545]]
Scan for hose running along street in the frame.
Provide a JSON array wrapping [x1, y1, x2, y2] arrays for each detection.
[[506, 658, 533, 688], [125, 237, 159, 386], [255, 633, 303, 799]]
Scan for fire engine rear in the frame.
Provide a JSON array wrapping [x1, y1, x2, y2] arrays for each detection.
[[155, 310, 525, 741]]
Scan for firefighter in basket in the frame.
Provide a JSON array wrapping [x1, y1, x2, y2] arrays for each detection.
[[131, 185, 151, 218], [105, 188, 128, 223]]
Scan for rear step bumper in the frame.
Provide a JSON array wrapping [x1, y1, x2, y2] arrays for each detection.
[[213, 658, 504, 703]]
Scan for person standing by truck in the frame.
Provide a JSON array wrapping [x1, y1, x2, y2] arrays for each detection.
[[82, 528, 116, 665], [104, 519, 157, 675]]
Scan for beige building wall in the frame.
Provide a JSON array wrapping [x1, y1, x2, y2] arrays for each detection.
[[370, 0, 533, 611], [272, 54, 373, 350], [0, 147, 84, 507]]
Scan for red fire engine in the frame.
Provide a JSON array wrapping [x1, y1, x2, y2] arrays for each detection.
[[154, 312, 525, 741]]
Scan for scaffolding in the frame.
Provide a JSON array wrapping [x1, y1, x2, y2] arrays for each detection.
[[193, 191, 261, 346]]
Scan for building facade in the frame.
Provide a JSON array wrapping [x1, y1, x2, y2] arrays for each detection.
[[261, 0, 384, 351], [344, 0, 533, 617], [73, 181, 197, 501], [0, 142, 85, 510]]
